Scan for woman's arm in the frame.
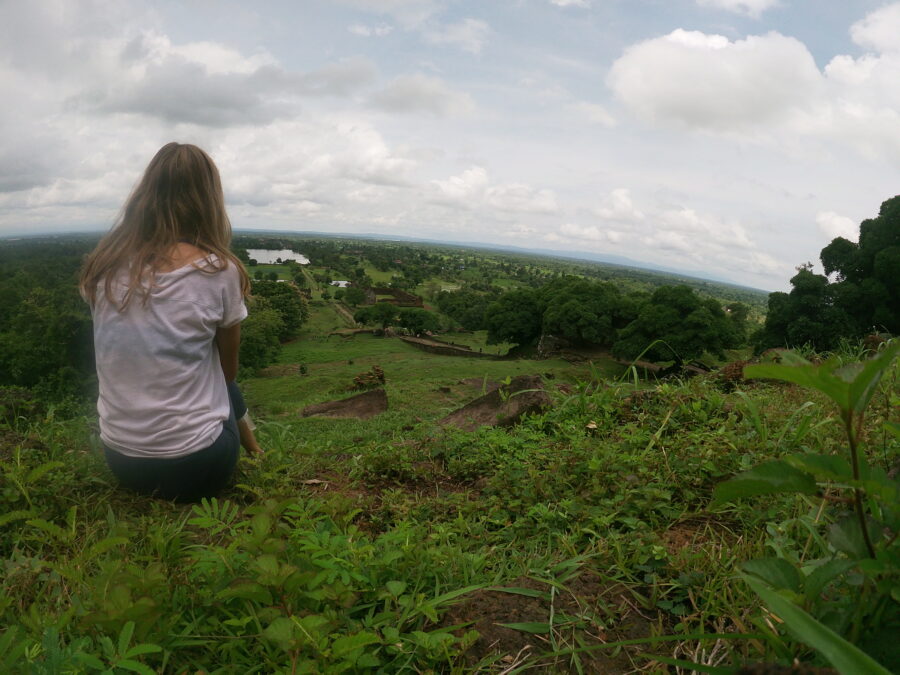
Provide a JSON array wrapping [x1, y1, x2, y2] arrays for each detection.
[[215, 323, 241, 382]]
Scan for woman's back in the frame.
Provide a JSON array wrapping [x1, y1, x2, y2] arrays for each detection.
[[91, 253, 247, 458]]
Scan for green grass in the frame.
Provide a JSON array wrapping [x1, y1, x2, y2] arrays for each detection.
[[2, 303, 896, 672]]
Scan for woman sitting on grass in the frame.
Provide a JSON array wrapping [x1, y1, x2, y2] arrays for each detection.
[[80, 142, 262, 502]]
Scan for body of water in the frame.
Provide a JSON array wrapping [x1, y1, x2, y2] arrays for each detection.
[[246, 248, 309, 265]]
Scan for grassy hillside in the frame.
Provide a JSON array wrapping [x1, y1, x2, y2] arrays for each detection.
[[1, 303, 897, 672]]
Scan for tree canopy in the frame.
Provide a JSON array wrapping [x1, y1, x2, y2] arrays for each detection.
[[758, 195, 899, 351]]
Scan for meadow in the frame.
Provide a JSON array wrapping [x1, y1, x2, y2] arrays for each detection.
[[0, 238, 896, 673], [2, 291, 897, 673]]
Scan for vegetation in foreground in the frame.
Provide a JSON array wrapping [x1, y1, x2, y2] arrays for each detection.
[[1, 295, 897, 671]]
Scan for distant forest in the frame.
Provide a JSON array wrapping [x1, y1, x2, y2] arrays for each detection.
[[1, 192, 895, 413]]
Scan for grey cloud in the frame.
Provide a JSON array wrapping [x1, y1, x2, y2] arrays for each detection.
[[78, 54, 377, 127], [370, 74, 474, 116]]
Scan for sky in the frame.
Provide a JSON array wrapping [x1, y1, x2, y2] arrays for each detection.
[[1, 0, 899, 291]]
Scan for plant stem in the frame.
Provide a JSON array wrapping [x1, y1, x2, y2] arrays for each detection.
[[845, 413, 876, 559]]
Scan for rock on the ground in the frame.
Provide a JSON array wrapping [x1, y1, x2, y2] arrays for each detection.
[[301, 388, 388, 420], [439, 375, 551, 431]]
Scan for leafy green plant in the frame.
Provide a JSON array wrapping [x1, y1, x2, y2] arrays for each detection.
[[713, 341, 900, 671]]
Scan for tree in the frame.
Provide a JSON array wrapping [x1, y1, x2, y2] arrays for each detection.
[[612, 285, 735, 362], [759, 196, 899, 351], [266, 271, 278, 282], [539, 278, 635, 346], [485, 289, 543, 346], [251, 280, 309, 340], [344, 286, 366, 307], [354, 302, 398, 330], [239, 298, 283, 371], [397, 308, 440, 336]]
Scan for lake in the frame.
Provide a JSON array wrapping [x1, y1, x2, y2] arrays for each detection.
[[246, 249, 309, 265]]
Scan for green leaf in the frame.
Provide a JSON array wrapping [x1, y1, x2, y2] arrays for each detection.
[[744, 357, 849, 411], [787, 454, 852, 482], [114, 658, 156, 674], [885, 421, 900, 439], [803, 559, 857, 604], [385, 581, 406, 597], [498, 622, 551, 634], [123, 644, 162, 659], [84, 537, 129, 561], [741, 558, 802, 593], [217, 580, 273, 604], [26, 460, 64, 484], [0, 509, 37, 527], [331, 631, 380, 658], [828, 515, 881, 559], [484, 586, 548, 599], [264, 617, 295, 650], [743, 575, 892, 674], [845, 341, 900, 415], [73, 652, 105, 668], [712, 460, 817, 505], [117, 621, 135, 656]]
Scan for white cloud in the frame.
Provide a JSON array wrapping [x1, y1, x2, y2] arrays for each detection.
[[593, 188, 643, 221], [430, 166, 557, 214], [560, 223, 618, 242], [608, 30, 821, 131], [333, 0, 439, 28], [550, 0, 589, 7], [370, 73, 475, 116], [850, 2, 900, 54], [816, 211, 858, 241], [696, 0, 779, 18], [485, 184, 558, 214], [424, 18, 490, 54], [570, 102, 616, 127], [431, 166, 489, 203], [348, 23, 393, 37]]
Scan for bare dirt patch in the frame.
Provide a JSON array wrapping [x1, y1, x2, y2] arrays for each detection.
[[441, 574, 661, 673], [301, 388, 388, 420], [440, 375, 551, 432]]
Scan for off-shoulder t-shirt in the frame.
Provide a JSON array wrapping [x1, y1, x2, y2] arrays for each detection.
[[91, 256, 248, 458]]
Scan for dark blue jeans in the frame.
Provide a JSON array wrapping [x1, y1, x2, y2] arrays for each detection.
[[104, 381, 245, 502]]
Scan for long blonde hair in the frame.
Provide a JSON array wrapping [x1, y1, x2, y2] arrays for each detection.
[[81, 142, 250, 308]]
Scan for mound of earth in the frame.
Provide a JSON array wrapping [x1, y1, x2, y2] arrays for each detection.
[[301, 388, 387, 420], [440, 375, 551, 431]]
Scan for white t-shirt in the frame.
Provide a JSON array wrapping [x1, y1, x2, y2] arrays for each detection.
[[91, 255, 248, 458]]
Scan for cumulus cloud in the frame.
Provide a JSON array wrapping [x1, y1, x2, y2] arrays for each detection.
[[560, 223, 620, 242], [607, 16, 900, 164], [550, 0, 590, 7], [608, 30, 821, 131], [430, 166, 558, 214], [424, 18, 490, 54], [850, 2, 900, 54], [695, 0, 779, 18], [431, 166, 489, 203], [332, 0, 439, 28], [570, 102, 616, 127], [816, 211, 858, 241], [486, 184, 558, 214], [370, 73, 475, 116], [77, 33, 378, 126], [593, 189, 643, 221], [348, 23, 393, 37]]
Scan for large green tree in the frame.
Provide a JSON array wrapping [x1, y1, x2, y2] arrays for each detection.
[[612, 285, 737, 362], [485, 289, 543, 346], [759, 195, 899, 350]]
